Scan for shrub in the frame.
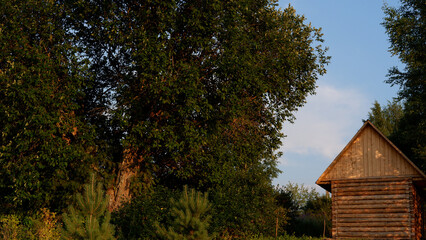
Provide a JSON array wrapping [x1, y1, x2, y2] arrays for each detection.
[[0, 215, 21, 240], [246, 232, 323, 240], [32, 208, 62, 240], [112, 185, 178, 240], [62, 173, 115, 240], [0, 209, 62, 240], [156, 185, 213, 240], [291, 215, 324, 237], [208, 173, 278, 238]]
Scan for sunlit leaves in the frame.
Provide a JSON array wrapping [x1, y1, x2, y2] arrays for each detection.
[[0, 0, 95, 213]]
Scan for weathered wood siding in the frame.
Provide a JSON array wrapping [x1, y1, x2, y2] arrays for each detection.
[[322, 125, 420, 181], [332, 178, 419, 239], [412, 184, 423, 239], [317, 122, 426, 239]]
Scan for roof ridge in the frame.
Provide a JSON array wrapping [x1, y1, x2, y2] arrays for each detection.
[[316, 121, 426, 190]]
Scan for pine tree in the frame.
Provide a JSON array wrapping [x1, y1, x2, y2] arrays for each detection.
[[62, 173, 115, 240], [156, 186, 212, 240], [367, 100, 404, 137]]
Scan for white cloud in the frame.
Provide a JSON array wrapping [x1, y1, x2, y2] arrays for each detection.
[[280, 83, 369, 160]]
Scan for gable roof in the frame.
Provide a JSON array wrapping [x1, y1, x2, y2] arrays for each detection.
[[316, 121, 426, 191]]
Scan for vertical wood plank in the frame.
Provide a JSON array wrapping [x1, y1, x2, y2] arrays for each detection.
[[350, 141, 354, 177], [356, 137, 362, 177], [365, 127, 369, 177], [389, 145, 392, 174], [363, 130, 368, 177], [402, 156, 407, 174], [372, 131, 378, 176], [396, 147, 401, 174], [377, 138, 385, 176], [384, 137, 389, 175], [391, 145, 397, 175], [367, 128, 373, 177]]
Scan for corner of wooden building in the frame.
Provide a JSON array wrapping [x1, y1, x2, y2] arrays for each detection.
[[316, 121, 426, 240]]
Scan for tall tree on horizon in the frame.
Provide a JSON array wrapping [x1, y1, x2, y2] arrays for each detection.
[[367, 100, 404, 137], [382, 0, 425, 170]]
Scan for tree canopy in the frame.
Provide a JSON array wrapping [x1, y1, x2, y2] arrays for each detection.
[[0, 0, 97, 213], [382, 0, 425, 170], [367, 100, 404, 137], [71, 0, 328, 205], [0, 2, 329, 233]]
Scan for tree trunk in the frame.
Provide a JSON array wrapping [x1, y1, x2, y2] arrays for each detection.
[[107, 148, 140, 211]]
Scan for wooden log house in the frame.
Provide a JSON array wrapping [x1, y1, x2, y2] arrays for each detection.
[[316, 121, 426, 239]]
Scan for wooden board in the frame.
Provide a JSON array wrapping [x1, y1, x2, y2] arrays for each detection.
[[317, 121, 426, 186], [319, 122, 426, 239], [332, 179, 416, 239]]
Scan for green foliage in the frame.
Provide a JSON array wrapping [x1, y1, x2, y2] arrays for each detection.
[[112, 185, 178, 240], [279, 183, 319, 212], [62, 173, 115, 240], [62, 0, 329, 236], [274, 184, 331, 237], [246, 233, 322, 240], [0, 215, 21, 240], [0, 209, 62, 240], [274, 186, 299, 235], [156, 186, 212, 240], [367, 100, 404, 137], [1, 0, 329, 236], [66, 0, 329, 191], [31, 208, 62, 240], [382, 0, 426, 169], [0, 0, 97, 213], [209, 170, 278, 238], [302, 195, 331, 237], [288, 217, 326, 238], [274, 186, 298, 217]]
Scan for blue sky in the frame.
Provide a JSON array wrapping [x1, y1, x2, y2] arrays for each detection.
[[273, 0, 403, 192]]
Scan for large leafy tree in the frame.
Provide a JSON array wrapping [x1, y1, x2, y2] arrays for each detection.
[[67, 0, 329, 208], [0, 0, 97, 213], [1, 2, 329, 233], [382, 0, 425, 169]]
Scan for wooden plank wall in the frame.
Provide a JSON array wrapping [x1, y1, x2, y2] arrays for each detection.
[[324, 125, 420, 181], [412, 184, 423, 240], [332, 179, 417, 239]]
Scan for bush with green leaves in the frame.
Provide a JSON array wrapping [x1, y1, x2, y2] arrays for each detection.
[[0, 209, 62, 240], [156, 186, 213, 240], [62, 173, 115, 240], [209, 171, 279, 238], [0, 215, 21, 240], [30, 208, 62, 240], [302, 195, 331, 237], [112, 185, 178, 240], [0, 0, 98, 214], [272, 183, 331, 238]]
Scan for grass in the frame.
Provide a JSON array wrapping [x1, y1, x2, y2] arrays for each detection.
[[246, 233, 324, 240]]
